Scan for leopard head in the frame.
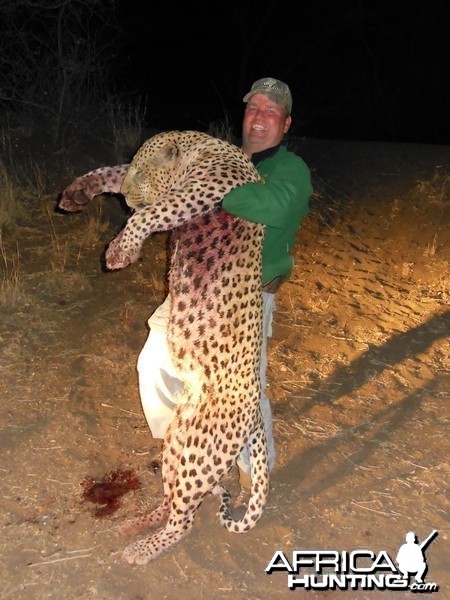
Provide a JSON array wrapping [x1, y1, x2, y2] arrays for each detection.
[[121, 133, 182, 211]]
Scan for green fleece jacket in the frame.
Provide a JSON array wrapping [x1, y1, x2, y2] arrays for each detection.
[[222, 143, 313, 284]]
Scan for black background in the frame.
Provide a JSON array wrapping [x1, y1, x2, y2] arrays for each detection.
[[113, 0, 450, 145]]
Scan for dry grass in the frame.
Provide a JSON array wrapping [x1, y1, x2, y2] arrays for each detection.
[[0, 238, 27, 307], [0, 130, 47, 230], [36, 207, 92, 297], [0, 159, 18, 230], [42, 268, 92, 298], [106, 95, 147, 163], [423, 233, 439, 257], [416, 169, 450, 206], [206, 116, 236, 143], [77, 203, 111, 249]]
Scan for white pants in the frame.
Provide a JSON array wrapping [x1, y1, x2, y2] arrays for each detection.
[[137, 293, 276, 474]]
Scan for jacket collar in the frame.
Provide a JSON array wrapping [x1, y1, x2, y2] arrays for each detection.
[[250, 141, 285, 166]]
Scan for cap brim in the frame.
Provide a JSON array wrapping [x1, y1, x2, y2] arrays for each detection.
[[243, 91, 255, 103]]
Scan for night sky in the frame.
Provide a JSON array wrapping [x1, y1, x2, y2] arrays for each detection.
[[114, 0, 450, 145]]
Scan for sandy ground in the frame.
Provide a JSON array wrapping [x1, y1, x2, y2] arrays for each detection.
[[1, 137, 449, 599]]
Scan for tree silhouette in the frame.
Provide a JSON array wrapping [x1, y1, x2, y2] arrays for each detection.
[[0, 0, 120, 144]]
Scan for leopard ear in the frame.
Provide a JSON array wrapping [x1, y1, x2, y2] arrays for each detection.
[[151, 142, 180, 167], [162, 143, 179, 160]]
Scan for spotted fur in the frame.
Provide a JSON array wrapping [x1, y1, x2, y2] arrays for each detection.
[[59, 130, 269, 564], [58, 164, 129, 211]]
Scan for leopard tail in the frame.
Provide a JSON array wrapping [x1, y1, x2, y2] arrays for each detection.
[[215, 417, 270, 533]]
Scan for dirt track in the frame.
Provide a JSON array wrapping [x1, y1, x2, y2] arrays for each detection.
[[1, 137, 449, 599]]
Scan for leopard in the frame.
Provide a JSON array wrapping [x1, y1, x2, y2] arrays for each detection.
[[59, 130, 269, 564]]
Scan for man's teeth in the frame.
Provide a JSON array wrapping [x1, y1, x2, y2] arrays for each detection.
[[252, 124, 266, 131]]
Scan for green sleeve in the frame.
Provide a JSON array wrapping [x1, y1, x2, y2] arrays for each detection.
[[222, 151, 312, 229]]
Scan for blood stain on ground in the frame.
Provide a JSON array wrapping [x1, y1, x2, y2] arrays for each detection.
[[81, 469, 141, 517]]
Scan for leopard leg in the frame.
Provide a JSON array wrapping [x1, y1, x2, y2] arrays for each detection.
[[58, 164, 129, 212], [118, 499, 170, 536], [122, 417, 222, 564], [121, 485, 205, 564], [118, 401, 193, 538]]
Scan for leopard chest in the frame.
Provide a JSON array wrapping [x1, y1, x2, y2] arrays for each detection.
[[169, 208, 263, 297]]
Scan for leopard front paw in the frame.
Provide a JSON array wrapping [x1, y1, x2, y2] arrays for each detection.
[[105, 230, 140, 270], [58, 187, 91, 212]]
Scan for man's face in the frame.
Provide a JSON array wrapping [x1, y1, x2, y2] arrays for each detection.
[[242, 93, 292, 156]]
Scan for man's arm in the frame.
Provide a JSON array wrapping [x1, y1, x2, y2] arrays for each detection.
[[222, 152, 312, 228]]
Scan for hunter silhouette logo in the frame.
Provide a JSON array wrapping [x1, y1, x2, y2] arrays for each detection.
[[266, 529, 440, 593], [396, 530, 438, 584]]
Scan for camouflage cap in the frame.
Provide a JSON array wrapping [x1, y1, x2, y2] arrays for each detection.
[[243, 77, 293, 115]]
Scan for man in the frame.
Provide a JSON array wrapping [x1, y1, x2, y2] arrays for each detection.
[[138, 77, 313, 492]]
